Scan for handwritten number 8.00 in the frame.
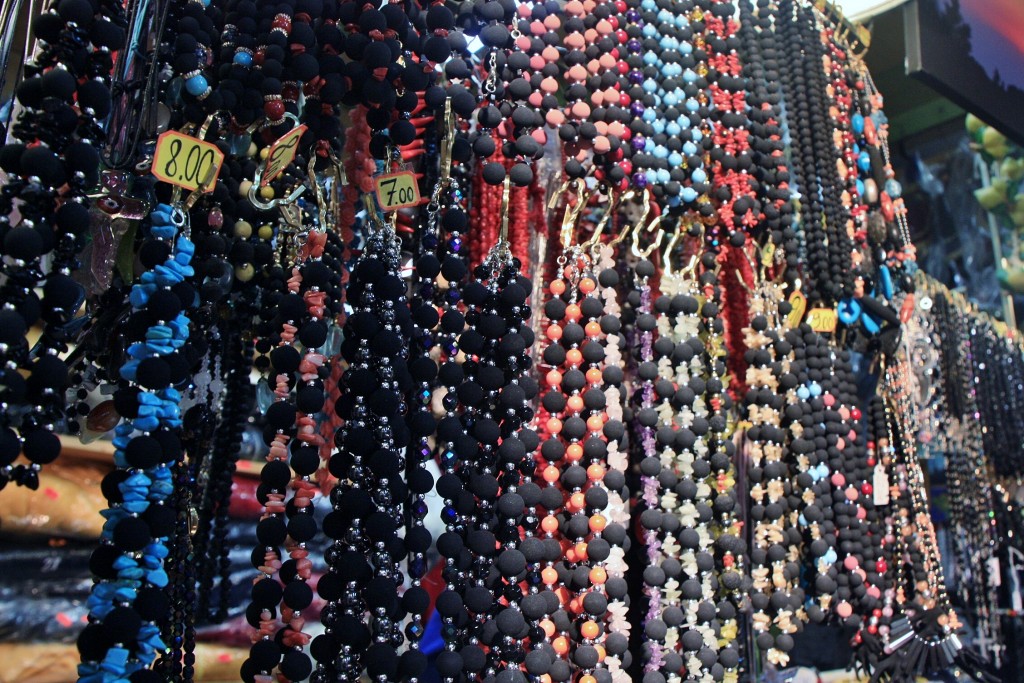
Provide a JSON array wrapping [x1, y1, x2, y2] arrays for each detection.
[[380, 177, 414, 205], [163, 140, 216, 185]]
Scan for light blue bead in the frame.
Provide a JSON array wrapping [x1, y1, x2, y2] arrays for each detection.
[[683, 141, 697, 155], [809, 382, 822, 397], [797, 386, 810, 400], [185, 74, 208, 97], [680, 187, 698, 203], [857, 151, 871, 173], [233, 51, 252, 67], [657, 169, 671, 183], [885, 179, 902, 198], [852, 112, 864, 134], [666, 121, 681, 137], [691, 168, 707, 183]]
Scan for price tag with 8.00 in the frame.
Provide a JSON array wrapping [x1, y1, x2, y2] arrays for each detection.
[[151, 130, 225, 192]]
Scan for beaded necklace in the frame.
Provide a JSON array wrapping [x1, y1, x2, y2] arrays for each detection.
[[635, 0, 713, 215], [78, 201, 195, 683], [741, 271, 802, 669], [0, 0, 124, 488], [320, 224, 409, 682], [783, 321, 838, 623], [700, 254, 745, 680]]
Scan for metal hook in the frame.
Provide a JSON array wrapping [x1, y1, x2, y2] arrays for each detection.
[[662, 227, 681, 275], [248, 177, 306, 210], [308, 155, 329, 230], [580, 186, 619, 253], [182, 162, 219, 212], [499, 175, 511, 245], [439, 98, 456, 187], [609, 189, 646, 249], [632, 214, 665, 259], [559, 179, 587, 249]]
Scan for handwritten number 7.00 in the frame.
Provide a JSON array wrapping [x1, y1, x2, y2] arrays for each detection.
[[379, 177, 414, 205]]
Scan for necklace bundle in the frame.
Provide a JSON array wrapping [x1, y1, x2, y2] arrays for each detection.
[[631, 0, 711, 214], [737, 0, 798, 274], [0, 0, 123, 488], [783, 321, 839, 623], [646, 245, 720, 681], [699, 255, 745, 681], [742, 271, 802, 668], [318, 225, 410, 682], [78, 202, 195, 683]]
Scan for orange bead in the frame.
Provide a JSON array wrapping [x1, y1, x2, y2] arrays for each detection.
[[542, 567, 559, 586], [589, 566, 607, 584], [566, 443, 583, 462], [541, 676, 552, 683], [595, 645, 606, 662], [589, 514, 607, 532], [565, 304, 582, 321], [541, 514, 560, 532], [580, 676, 596, 683], [581, 621, 600, 639], [550, 280, 566, 295], [543, 466, 560, 484], [585, 367, 603, 384], [575, 541, 588, 559], [553, 636, 570, 655], [546, 417, 563, 434], [540, 619, 556, 638], [546, 370, 563, 387], [586, 414, 605, 431], [587, 463, 605, 481], [579, 278, 596, 293], [565, 349, 583, 367], [567, 394, 584, 412], [546, 324, 563, 341], [566, 548, 578, 563], [585, 321, 602, 337], [570, 492, 586, 510]]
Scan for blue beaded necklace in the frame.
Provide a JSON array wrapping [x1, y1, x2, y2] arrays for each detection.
[[78, 203, 195, 683]]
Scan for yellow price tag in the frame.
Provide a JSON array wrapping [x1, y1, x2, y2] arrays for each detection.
[[787, 290, 807, 329], [261, 125, 307, 187], [151, 130, 224, 193], [807, 307, 838, 333], [375, 171, 420, 211]]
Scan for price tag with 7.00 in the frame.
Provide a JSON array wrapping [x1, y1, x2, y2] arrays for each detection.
[[375, 171, 420, 211], [151, 130, 225, 193], [260, 125, 307, 187]]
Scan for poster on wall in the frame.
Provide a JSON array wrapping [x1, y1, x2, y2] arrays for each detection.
[[905, 0, 1024, 146]]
